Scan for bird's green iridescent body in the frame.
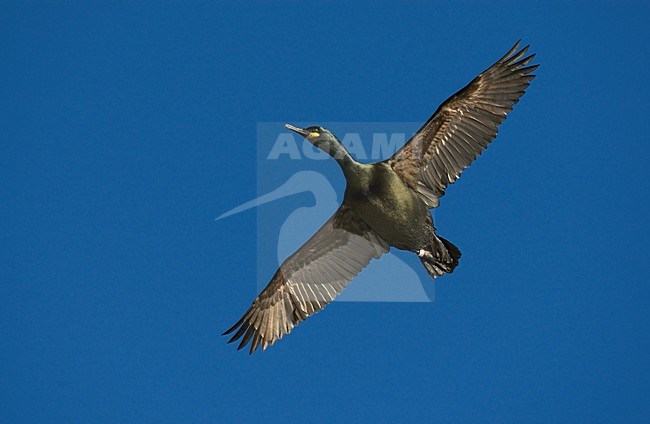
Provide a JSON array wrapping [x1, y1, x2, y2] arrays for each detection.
[[344, 162, 432, 251]]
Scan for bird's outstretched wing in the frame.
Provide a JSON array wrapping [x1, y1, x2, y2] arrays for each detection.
[[224, 205, 389, 354], [388, 41, 538, 208]]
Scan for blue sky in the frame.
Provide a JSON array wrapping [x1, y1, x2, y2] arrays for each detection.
[[3, 2, 648, 423]]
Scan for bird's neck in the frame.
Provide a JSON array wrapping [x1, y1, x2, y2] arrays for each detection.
[[327, 141, 361, 179]]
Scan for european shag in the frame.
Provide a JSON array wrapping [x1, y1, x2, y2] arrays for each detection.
[[224, 41, 538, 354]]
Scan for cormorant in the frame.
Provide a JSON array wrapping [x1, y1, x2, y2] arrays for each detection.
[[224, 41, 538, 354]]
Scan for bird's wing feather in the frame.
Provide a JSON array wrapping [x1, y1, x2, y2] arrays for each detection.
[[388, 41, 538, 207], [224, 205, 389, 354]]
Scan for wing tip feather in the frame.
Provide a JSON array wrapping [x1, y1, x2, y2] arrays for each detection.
[[498, 40, 522, 63]]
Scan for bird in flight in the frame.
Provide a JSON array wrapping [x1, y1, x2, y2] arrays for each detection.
[[224, 41, 538, 354]]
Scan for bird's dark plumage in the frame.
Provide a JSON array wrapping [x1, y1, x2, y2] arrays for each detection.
[[224, 42, 537, 354]]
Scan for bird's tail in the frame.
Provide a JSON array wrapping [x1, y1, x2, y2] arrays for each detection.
[[418, 235, 461, 279]]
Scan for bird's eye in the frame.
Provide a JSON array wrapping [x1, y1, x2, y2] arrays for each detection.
[[308, 131, 320, 139]]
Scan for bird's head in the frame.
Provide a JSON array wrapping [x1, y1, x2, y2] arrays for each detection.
[[285, 124, 343, 159]]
